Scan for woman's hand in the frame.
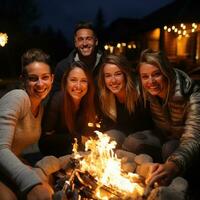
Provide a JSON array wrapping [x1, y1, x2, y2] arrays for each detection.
[[27, 182, 54, 200], [146, 161, 180, 187]]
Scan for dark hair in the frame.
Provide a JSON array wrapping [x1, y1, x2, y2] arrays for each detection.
[[21, 48, 51, 76], [61, 61, 96, 135], [74, 21, 97, 37]]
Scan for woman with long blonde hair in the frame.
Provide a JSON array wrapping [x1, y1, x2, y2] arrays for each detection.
[[137, 49, 200, 190], [97, 54, 156, 151]]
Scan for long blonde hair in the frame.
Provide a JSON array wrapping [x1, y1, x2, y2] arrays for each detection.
[[137, 49, 175, 106], [98, 54, 139, 121]]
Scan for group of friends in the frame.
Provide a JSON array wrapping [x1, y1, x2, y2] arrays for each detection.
[[0, 21, 200, 200]]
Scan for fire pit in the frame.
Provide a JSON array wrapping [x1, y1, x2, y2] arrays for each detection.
[[52, 131, 188, 200]]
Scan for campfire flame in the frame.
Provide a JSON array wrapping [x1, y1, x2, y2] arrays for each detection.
[[73, 130, 144, 199]]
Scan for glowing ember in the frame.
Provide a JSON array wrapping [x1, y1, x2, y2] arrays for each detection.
[[73, 130, 144, 199], [0, 33, 8, 47]]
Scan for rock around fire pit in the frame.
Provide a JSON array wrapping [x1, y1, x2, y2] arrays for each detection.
[[52, 152, 188, 200], [49, 132, 188, 200]]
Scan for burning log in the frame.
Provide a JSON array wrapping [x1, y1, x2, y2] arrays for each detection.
[[52, 132, 145, 199], [54, 158, 143, 200], [51, 131, 188, 200]]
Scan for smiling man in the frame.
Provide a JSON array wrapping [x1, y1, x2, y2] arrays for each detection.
[[51, 21, 103, 95]]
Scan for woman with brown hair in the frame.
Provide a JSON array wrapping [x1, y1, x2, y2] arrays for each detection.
[[39, 61, 97, 157], [0, 48, 54, 200]]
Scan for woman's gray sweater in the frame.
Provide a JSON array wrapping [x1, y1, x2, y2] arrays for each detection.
[[0, 89, 43, 193]]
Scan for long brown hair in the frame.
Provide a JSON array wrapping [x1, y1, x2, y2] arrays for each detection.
[[98, 54, 139, 121], [61, 61, 96, 135]]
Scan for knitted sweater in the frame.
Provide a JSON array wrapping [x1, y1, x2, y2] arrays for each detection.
[[0, 89, 43, 193]]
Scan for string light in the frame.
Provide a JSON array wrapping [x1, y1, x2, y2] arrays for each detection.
[[163, 23, 198, 38], [104, 42, 136, 53]]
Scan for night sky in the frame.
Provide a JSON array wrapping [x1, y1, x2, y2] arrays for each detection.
[[35, 0, 174, 40]]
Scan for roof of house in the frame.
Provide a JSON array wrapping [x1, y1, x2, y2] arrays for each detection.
[[104, 0, 200, 42], [143, 0, 200, 30]]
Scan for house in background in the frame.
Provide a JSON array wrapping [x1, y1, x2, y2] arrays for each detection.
[[104, 0, 200, 74], [142, 0, 200, 72]]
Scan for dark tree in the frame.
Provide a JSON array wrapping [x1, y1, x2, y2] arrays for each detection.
[[94, 8, 106, 49], [0, 0, 40, 78], [0, 0, 70, 79], [0, 0, 40, 33]]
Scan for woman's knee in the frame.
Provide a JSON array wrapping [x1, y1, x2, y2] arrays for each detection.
[[122, 130, 161, 155]]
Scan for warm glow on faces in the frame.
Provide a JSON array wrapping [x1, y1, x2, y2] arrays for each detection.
[[67, 67, 88, 104], [75, 29, 98, 57], [139, 63, 168, 99], [104, 64, 125, 96], [25, 62, 53, 102]]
